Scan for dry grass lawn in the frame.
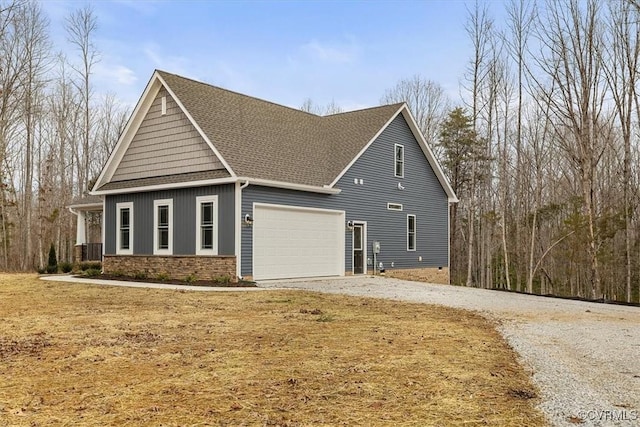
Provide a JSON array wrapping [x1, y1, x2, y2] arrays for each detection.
[[0, 274, 545, 426]]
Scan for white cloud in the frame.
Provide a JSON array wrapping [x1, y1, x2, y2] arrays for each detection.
[[302, 39, 358, 63], [143, 43, 191, 76], [102, 64, 137, 85]]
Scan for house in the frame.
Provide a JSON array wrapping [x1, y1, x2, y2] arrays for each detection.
[[75, 70, 457, 283]]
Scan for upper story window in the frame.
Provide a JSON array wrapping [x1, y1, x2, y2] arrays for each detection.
[[395, 144, 404, 178], [116, 202, 133, 255], [153, 199, 173, 255], [196, 195, 218, 255], [407, 214, 416, 251]]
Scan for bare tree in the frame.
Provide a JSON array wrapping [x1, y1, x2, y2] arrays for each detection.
[[532, 0, 607, 299], [381, 75, 450, 157], [602, 0, 640, 302], [463, 1, 494, 287], [65, 4, 98, 196], [16, 1, 50, 269], [300, 97, 343, 115]]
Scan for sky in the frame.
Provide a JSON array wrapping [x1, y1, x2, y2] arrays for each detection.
[[41, 0, 485, 112]]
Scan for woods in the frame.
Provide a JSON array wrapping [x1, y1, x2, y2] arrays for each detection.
[[0, 1, 127, 271], [410, 0, 640, 302]]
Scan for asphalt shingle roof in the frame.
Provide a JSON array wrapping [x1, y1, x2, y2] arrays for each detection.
[[157, 71, 403, 187]]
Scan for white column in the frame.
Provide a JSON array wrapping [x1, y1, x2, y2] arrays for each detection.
[[75, 210, 87, 245]]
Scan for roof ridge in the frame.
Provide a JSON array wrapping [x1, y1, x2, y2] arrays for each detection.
[[156, 69, 323, 119], [322, 102, 405, 118]]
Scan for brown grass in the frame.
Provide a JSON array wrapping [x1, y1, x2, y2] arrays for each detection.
[[0, 274, 545, 426]]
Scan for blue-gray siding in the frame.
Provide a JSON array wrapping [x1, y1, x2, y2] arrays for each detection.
[[105, 184, 235, 255], [241, 114, 448, 276]]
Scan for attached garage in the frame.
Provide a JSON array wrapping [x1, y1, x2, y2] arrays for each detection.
[[252, 203, 345, 280]]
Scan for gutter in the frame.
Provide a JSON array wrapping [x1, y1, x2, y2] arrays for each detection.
[[91, 176, 342, 196]]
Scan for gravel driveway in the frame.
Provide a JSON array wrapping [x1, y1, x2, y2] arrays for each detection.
[[258, 276, 640, 427]]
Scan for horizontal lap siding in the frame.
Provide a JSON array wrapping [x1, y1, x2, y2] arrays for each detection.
[[111, 87, 223, 182], [105, 184, 235, 256], [241, 114, 448, 277]]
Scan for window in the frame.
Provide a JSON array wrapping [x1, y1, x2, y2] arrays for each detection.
[[407, 214, 416, 251], [153, 199, 173, 255], [196, 195, 218, 255], [116, 202, 133, 255], [395, 144, 404, 178], [387, 203, 403, 211]]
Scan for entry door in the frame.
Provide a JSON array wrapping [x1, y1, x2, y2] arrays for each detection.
[[353, 224, 364, 274]]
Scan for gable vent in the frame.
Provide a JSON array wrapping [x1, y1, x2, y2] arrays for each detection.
[[161, 96, 167, 115], [387, 203, 403, 211]]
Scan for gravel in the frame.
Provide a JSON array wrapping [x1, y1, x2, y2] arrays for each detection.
[[258, 276, 640, 426]]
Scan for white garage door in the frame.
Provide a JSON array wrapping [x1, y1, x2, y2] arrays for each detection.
[[253, 203, 345, 280]]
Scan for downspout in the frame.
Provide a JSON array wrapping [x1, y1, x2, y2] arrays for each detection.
[[236, 180, 250, 280]]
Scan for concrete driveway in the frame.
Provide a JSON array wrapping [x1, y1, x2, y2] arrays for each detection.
[[258, 276, 640, 427]]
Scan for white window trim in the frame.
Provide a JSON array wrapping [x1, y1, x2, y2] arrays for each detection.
[[387, 202, 403, 211], [196, 195, 218, 255], [153, 199, 173, 255], [116, 202, 133, 255], [407, 214, 416, 251], [394, 143, 405, 178]]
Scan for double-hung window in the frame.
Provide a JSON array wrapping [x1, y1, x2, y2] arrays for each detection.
[[196, 195, 218, 255], [395, 144, 404, 178], [407, 214, 416, 251], [116, 202, 133, 255], [153, 199, 173, 255]]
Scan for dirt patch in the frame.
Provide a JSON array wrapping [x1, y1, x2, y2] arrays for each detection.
[[0, 274, 545, 426]]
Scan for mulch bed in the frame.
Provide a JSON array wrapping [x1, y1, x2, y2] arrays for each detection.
[[75, 274, 258, 288]]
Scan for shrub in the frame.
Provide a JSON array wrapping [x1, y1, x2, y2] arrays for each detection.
[[111, 269, 125, 277], [214, 275, 231, 285], [79, 262, 102, 271], [36, 267, 46, 274], [47, 244, 57, 273], [156, 272, 169, 282], [133, 271, 148, 280], [184, 273, 197, 284], [84, 268, 101, 277], [58, 262, 73, 273]]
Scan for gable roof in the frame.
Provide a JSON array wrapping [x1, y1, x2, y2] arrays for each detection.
[[93, 70, 457, 202]]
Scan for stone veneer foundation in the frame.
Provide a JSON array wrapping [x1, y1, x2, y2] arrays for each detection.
[[384, 267, 450, 285], [103, 255, 237, 282]]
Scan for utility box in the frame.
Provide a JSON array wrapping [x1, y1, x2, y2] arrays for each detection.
[[373, 241, 381, 254]]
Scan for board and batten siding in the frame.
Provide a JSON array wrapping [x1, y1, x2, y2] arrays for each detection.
[[241, 114, 448, 276], [105, 184, 235, 256], [111, 87, 224, 182]]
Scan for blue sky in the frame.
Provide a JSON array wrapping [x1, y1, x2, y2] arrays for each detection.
[[42, 0, 483, 111]]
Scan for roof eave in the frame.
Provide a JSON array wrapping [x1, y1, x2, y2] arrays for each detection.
[[238, 177, 341, 195], [90, 176, 341, 196]]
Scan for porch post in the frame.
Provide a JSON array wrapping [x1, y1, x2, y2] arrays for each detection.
[[76, 210, 87, 245], [71, 209, 86, 263]]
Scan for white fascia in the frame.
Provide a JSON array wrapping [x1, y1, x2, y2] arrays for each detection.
[[91, 176, 340, 196], [399, 106, 459, 203], [91, 177, 239, 196], [239, 177, 341, 195], [92, 76, 163, 191]]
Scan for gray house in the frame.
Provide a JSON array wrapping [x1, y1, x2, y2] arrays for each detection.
[[83, 70, 457, 283]]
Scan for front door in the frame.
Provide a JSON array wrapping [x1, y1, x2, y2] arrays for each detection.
[[353, 224, 364, 274]]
